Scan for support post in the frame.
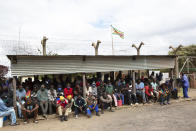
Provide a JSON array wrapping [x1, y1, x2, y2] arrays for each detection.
[[175, 56, 180, 94], [171, 69, 175, 89], [169, 45, 182, 80], [92, 40, 101, 56], [101, 72, 105, 82], [113, 71, 116, 80], [146, 69, 150, 78], [137, 50, 141, 79], [132, 70, 136, 94], [83, 73, 86, 98], [175, 56, 179, 78], [41, 36, 48, 56], [132, 42, 144, 79], [13, 77, 17, 107]]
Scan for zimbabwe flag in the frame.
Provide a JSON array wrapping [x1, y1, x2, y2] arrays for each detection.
[[111, 25, 124, 39]]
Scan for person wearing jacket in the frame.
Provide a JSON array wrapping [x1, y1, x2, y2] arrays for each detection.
[[74, 94, 87, 118], [56, 95, 73, 121], [37, 84, 48, 119], [181, 73, 189, 98], [48, 84, 57, 114], [105, 81, 117, 107], [100, 92, 114, 114], [64, 83, 73, 98]]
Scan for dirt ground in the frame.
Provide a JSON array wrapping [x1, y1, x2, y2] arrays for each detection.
[[1, 89, 196, 131]]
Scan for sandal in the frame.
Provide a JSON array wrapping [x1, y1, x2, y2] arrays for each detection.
[[24, 121, 28, 124], [10, 122, 20, 126], [33, 120, 39, 123]]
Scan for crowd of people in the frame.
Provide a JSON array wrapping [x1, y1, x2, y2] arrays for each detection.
[[0, 71, 189, 127]]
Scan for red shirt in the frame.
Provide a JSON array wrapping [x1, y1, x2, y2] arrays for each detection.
[[64, 88, 73, 98], [145, 86, 151, 96], [96, 81, 100, 87], [149, 88, 153, 94], [57, 99, 68, 108]]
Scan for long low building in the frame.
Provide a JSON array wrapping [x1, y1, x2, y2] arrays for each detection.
[[7, 55, 175, 76], [7, 55, 176, 105]]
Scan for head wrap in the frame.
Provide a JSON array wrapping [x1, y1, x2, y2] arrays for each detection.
[[60, 96, 65, 101], [67, 95, 72, 100]]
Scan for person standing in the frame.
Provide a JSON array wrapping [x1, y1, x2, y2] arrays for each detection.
[[181, 73, 189, 98], [37, 84, 48, 118]]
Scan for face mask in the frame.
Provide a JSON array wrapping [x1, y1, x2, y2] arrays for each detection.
[[58, 88, 62, 92], [41, 88, 44, 91], [19, 88, 23, 92]]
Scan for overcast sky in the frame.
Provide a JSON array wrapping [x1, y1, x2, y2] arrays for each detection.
[[1, 0, 196, 67]]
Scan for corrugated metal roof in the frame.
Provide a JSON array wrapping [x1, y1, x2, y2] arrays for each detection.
[[7, 55, 176, 57], [7, 55, 175, 76]]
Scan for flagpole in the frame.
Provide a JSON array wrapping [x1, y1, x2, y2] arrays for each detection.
[[111, 25, 115, 81], [111, 25, 114, 55]]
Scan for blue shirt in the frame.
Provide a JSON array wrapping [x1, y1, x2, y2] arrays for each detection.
[[182, 75, 189, 87], [16, 89, 26, 101], [139, 82, 144, 89], [135, 83, 140, 90], [0, 98, 9, 112], [136, 82, 144, 90]]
